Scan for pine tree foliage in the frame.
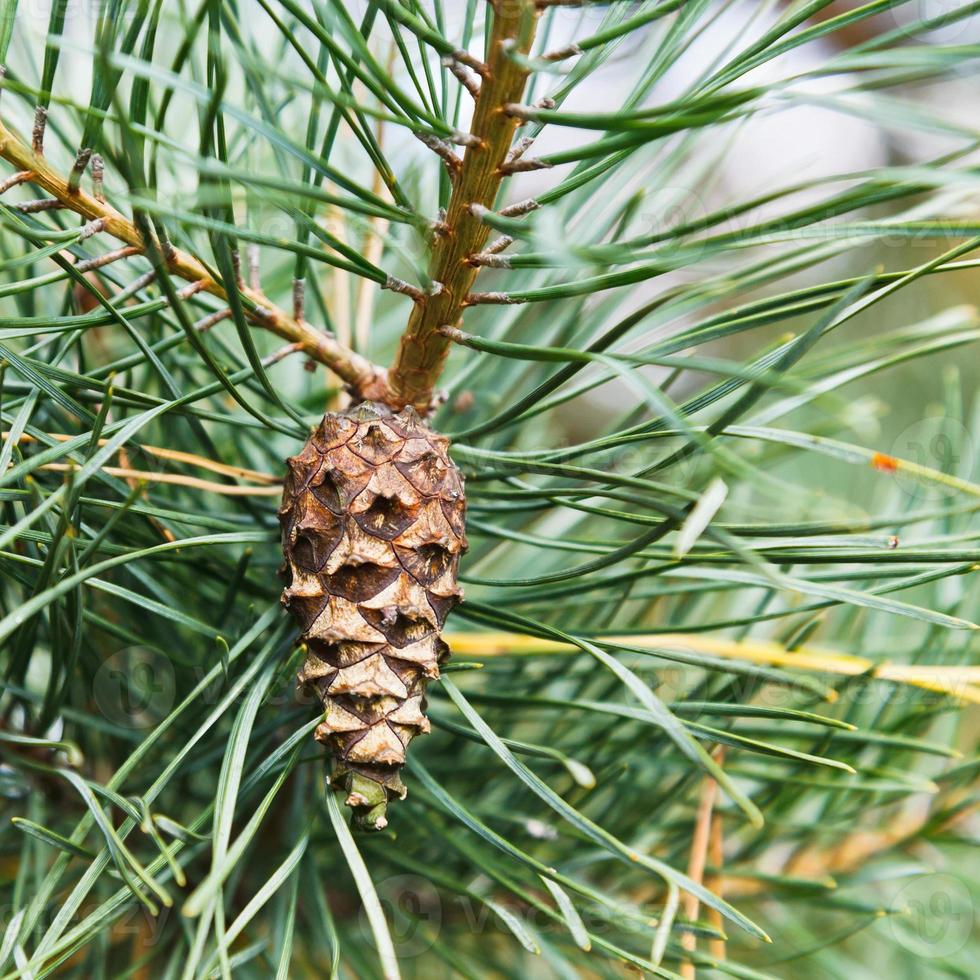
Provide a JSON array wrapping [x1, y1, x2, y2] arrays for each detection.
[[0, 1, 977, 977]]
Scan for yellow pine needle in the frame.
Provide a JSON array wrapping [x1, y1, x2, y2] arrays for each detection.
[[39, 463, 281, 496], [443, 631, 980, 704], [5, 430, 282, 494]]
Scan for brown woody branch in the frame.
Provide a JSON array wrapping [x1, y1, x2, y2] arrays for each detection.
[[1, 1, 544, 415], [384, 0, 541, 412], [0, 117, 387, 402]]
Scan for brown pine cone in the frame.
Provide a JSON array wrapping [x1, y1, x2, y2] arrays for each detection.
[[279, 402, 466, 829]]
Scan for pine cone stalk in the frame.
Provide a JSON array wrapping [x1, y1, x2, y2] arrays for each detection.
[[279, 403, 466, 829]]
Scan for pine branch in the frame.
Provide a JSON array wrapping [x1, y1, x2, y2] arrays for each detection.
[[384, 0, 541, 412], [1, 5, 976, 974], [0, 116, 388, 402]]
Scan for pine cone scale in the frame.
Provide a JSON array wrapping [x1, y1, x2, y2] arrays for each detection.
[[280, 402, 466, 829]]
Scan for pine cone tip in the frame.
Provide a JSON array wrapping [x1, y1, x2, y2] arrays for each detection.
[[331, 769, 401, 831]]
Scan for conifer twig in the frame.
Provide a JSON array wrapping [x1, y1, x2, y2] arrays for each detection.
[[384, 0, 541, 412], [0, 118, 387, 401], [706, 810, 726, 962], [681, 750, 724, 979], [683, 789, 718, 975], [443, 55, 481, 99]]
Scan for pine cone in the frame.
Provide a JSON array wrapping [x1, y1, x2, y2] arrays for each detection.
[[279, 402, 466, 829]]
